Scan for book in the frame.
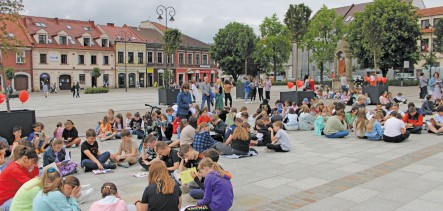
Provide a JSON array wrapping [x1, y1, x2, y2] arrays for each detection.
[[61, 160, 70, 165], [43, 162, 59, 173], [132, 172, 149, 178], [92, 169, 113, 175], [179, 167, 197, 184]]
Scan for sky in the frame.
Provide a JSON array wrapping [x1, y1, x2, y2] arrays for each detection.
[[22, 0, 441, 43]]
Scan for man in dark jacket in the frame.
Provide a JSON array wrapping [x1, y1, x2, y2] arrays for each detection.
[[210, 114, 226, 142], [176, 83, 193, 120]]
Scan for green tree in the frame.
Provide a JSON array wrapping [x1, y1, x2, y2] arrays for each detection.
[[304, 5, 345, 82], [0, 0, 24, 112], [162, 28, 182, 88], [91, 67, 101, 87], [347, 0, 420, 76], [284, 3, 312, 80], [210, 22, 256, 81], [434, 18, 443, 53], [256, 14, 292, 78]]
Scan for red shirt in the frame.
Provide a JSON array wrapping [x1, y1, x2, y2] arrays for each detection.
[[197, 115, 211, 125], [0, 161, 38, 205]]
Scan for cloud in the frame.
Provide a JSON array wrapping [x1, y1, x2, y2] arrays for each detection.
[[22, 0, 438, 43]]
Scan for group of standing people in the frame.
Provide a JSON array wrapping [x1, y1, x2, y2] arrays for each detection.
[[243, 77, 272, 103], [420, 72, 442, 101]]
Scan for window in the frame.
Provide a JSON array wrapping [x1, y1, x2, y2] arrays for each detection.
[[35, 22, 46, 27], [59, 36, 67, 45], [7, 33, 14, 39], [66, 25, 72, 30], [138, 52, 143, 64], [179, 53, 184, 64], [47, 39, 53, 44], [101, 39, 108, 47], [195, 54, 200, 65], [157, 52, 163, 63], [67, 36, 76, 45], [128, 52, 134, 64], [83, 26, 91, 31], [421, 38, 429, 52], [167, 54, 173, 64], [202, 54, 208, 65], [83, 38, 90, 46], [147, 51, 153, 63], [16, 51, 24, 64], [39, 53, 47, 64], [435, 18, 441, 25], [421, 19, 430, 28], [91, 55, 97, 64], [118, 52, 124, 63], [103, 56, 109, 65], [61, 54, 67, 64], [79, 74, 85, 84], [38, 35, 46, 44], [210, 59, 215, 65], [187, 53, 193, 65], [103, 74, 109, 85], [78, 55, 85, 64]]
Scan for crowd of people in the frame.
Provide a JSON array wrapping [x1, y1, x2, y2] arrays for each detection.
[[0, 74, 443, 211]]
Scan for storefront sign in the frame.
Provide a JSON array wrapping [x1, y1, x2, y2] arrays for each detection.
[[49, 55, 59, 62]]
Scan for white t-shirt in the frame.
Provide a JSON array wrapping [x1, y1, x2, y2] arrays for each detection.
[[383, 117, 405, 137], [275, 129, 291, 151]]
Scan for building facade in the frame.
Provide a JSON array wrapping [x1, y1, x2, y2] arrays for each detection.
[[98, 23, 146, 88], [0, 18, 33, 92], [22, 16, 115, 91]]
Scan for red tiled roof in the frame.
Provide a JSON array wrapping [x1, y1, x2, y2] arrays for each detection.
[[150, 22, 209, 48], [0, 15, 32, 46], [128, 26, 163, 44], [21, 15, 112, 50], [98, 24, 145, 43], [417, 6, 443, 17]]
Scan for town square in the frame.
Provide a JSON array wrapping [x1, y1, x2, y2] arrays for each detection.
[[1, 0, 443, 210]]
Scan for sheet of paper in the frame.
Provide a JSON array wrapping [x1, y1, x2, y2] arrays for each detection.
[[179, 167, 197, 184]]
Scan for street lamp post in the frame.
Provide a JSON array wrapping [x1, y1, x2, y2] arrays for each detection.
[[156, 5, 176, 86], [156, 5, 176, 29], [119, 31, 132, 92]]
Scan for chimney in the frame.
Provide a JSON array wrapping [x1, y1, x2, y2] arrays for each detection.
[[88, 20, 94, 25], [107, 23, 114, 27], [54, 17, 58, 24]]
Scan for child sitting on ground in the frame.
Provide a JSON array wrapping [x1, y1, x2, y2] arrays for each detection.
[[89, 182, 134, 211], [159, 113, 173, 141], [81, 129, 116, 172], [110, 129, 139, 168], [27, 122, 49, 154], [138, 134, 158, 171], [124, 112, 133, 130], [225, 108, 237, 127], [394, 92, 407, 104], [197, 107, 211, 125], [193, 122, 217, 153], [98, 116, 116, 142], [266, 121, 291, 152], [43, 139, 78, 176], [53, 122, 64, 140], [166, 108, 174, 123], [129, 112, 144, 139]]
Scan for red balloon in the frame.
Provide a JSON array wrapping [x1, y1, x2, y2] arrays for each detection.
[[19, 90, 29, 103], [296, 80, 304, 88], [287, 82, 294, 89], [377, 77, 382, 82], [365, 77, 371, 82], [382, 77, 387, 84], [0, 93, 5, 104]]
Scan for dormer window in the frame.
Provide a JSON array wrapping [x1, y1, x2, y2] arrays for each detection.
[[38, 35, 47, 44], [59, 36, 67, 45], [7, 33, 14, 39], [66, 25, 72, 30], [101, 39, 108, 47], [47, 38, 53, 44], [67, 36, 76, 45], [84, 37, 90, 46], [83, 26, 91, 31], [35, 22, 46, 27]]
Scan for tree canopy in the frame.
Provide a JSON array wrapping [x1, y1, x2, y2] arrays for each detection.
[[210, 22, 256, 81], [347, 0, 421, 75], [304, 5, 345, 81], [162, 28, 182, 87], [256, 14, 292, 77]]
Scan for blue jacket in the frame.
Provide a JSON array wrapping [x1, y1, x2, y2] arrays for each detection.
[[43, 146, 67, 167], [197, 171, 233, 211], [244, 81, 250, 92], [177, 91, 192, 116], [32, 190, 80, 211]]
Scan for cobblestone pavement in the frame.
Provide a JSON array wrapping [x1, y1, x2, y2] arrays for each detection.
[[2, 86, 442, 211]]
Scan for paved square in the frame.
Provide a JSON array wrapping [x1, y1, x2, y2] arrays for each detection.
[[2, 86, 443, 210]]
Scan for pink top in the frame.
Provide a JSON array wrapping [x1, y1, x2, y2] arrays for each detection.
[[54, 127, 63, 139], [89, 196, 128, 211]]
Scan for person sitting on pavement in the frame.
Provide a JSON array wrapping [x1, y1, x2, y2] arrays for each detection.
[[90, 182, 134, 211], [80, 129, 116, 172], [351, 95, 366, 110], [364, 113, 384, 141], [323, 110, 349, 138], [393, 92, 407, 104], [197, 107, 211, 125], [98, 116, 117, 141], [283, 108, 299, 131], [211, 126, 251, 156], [421, 95, 435, 115], [193, 123, 217, 153], [62, 120, 81, 148], [383, 111, 410, 143], [354, 109, 368, 139], [110, 129, 139, 168], [31, 176, 82, 210], [138, 134, 157, 171], [298, 106, 315, 131], [402, 107, 423, 134], [345, 107, 358, 130], [27, 122, 50, 154], [154, 141, 180, 173], [210, 114, 226, 143], [266, 121, 291, 152], [426, 106, 443, 135], [43, 139, 78, 176]]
